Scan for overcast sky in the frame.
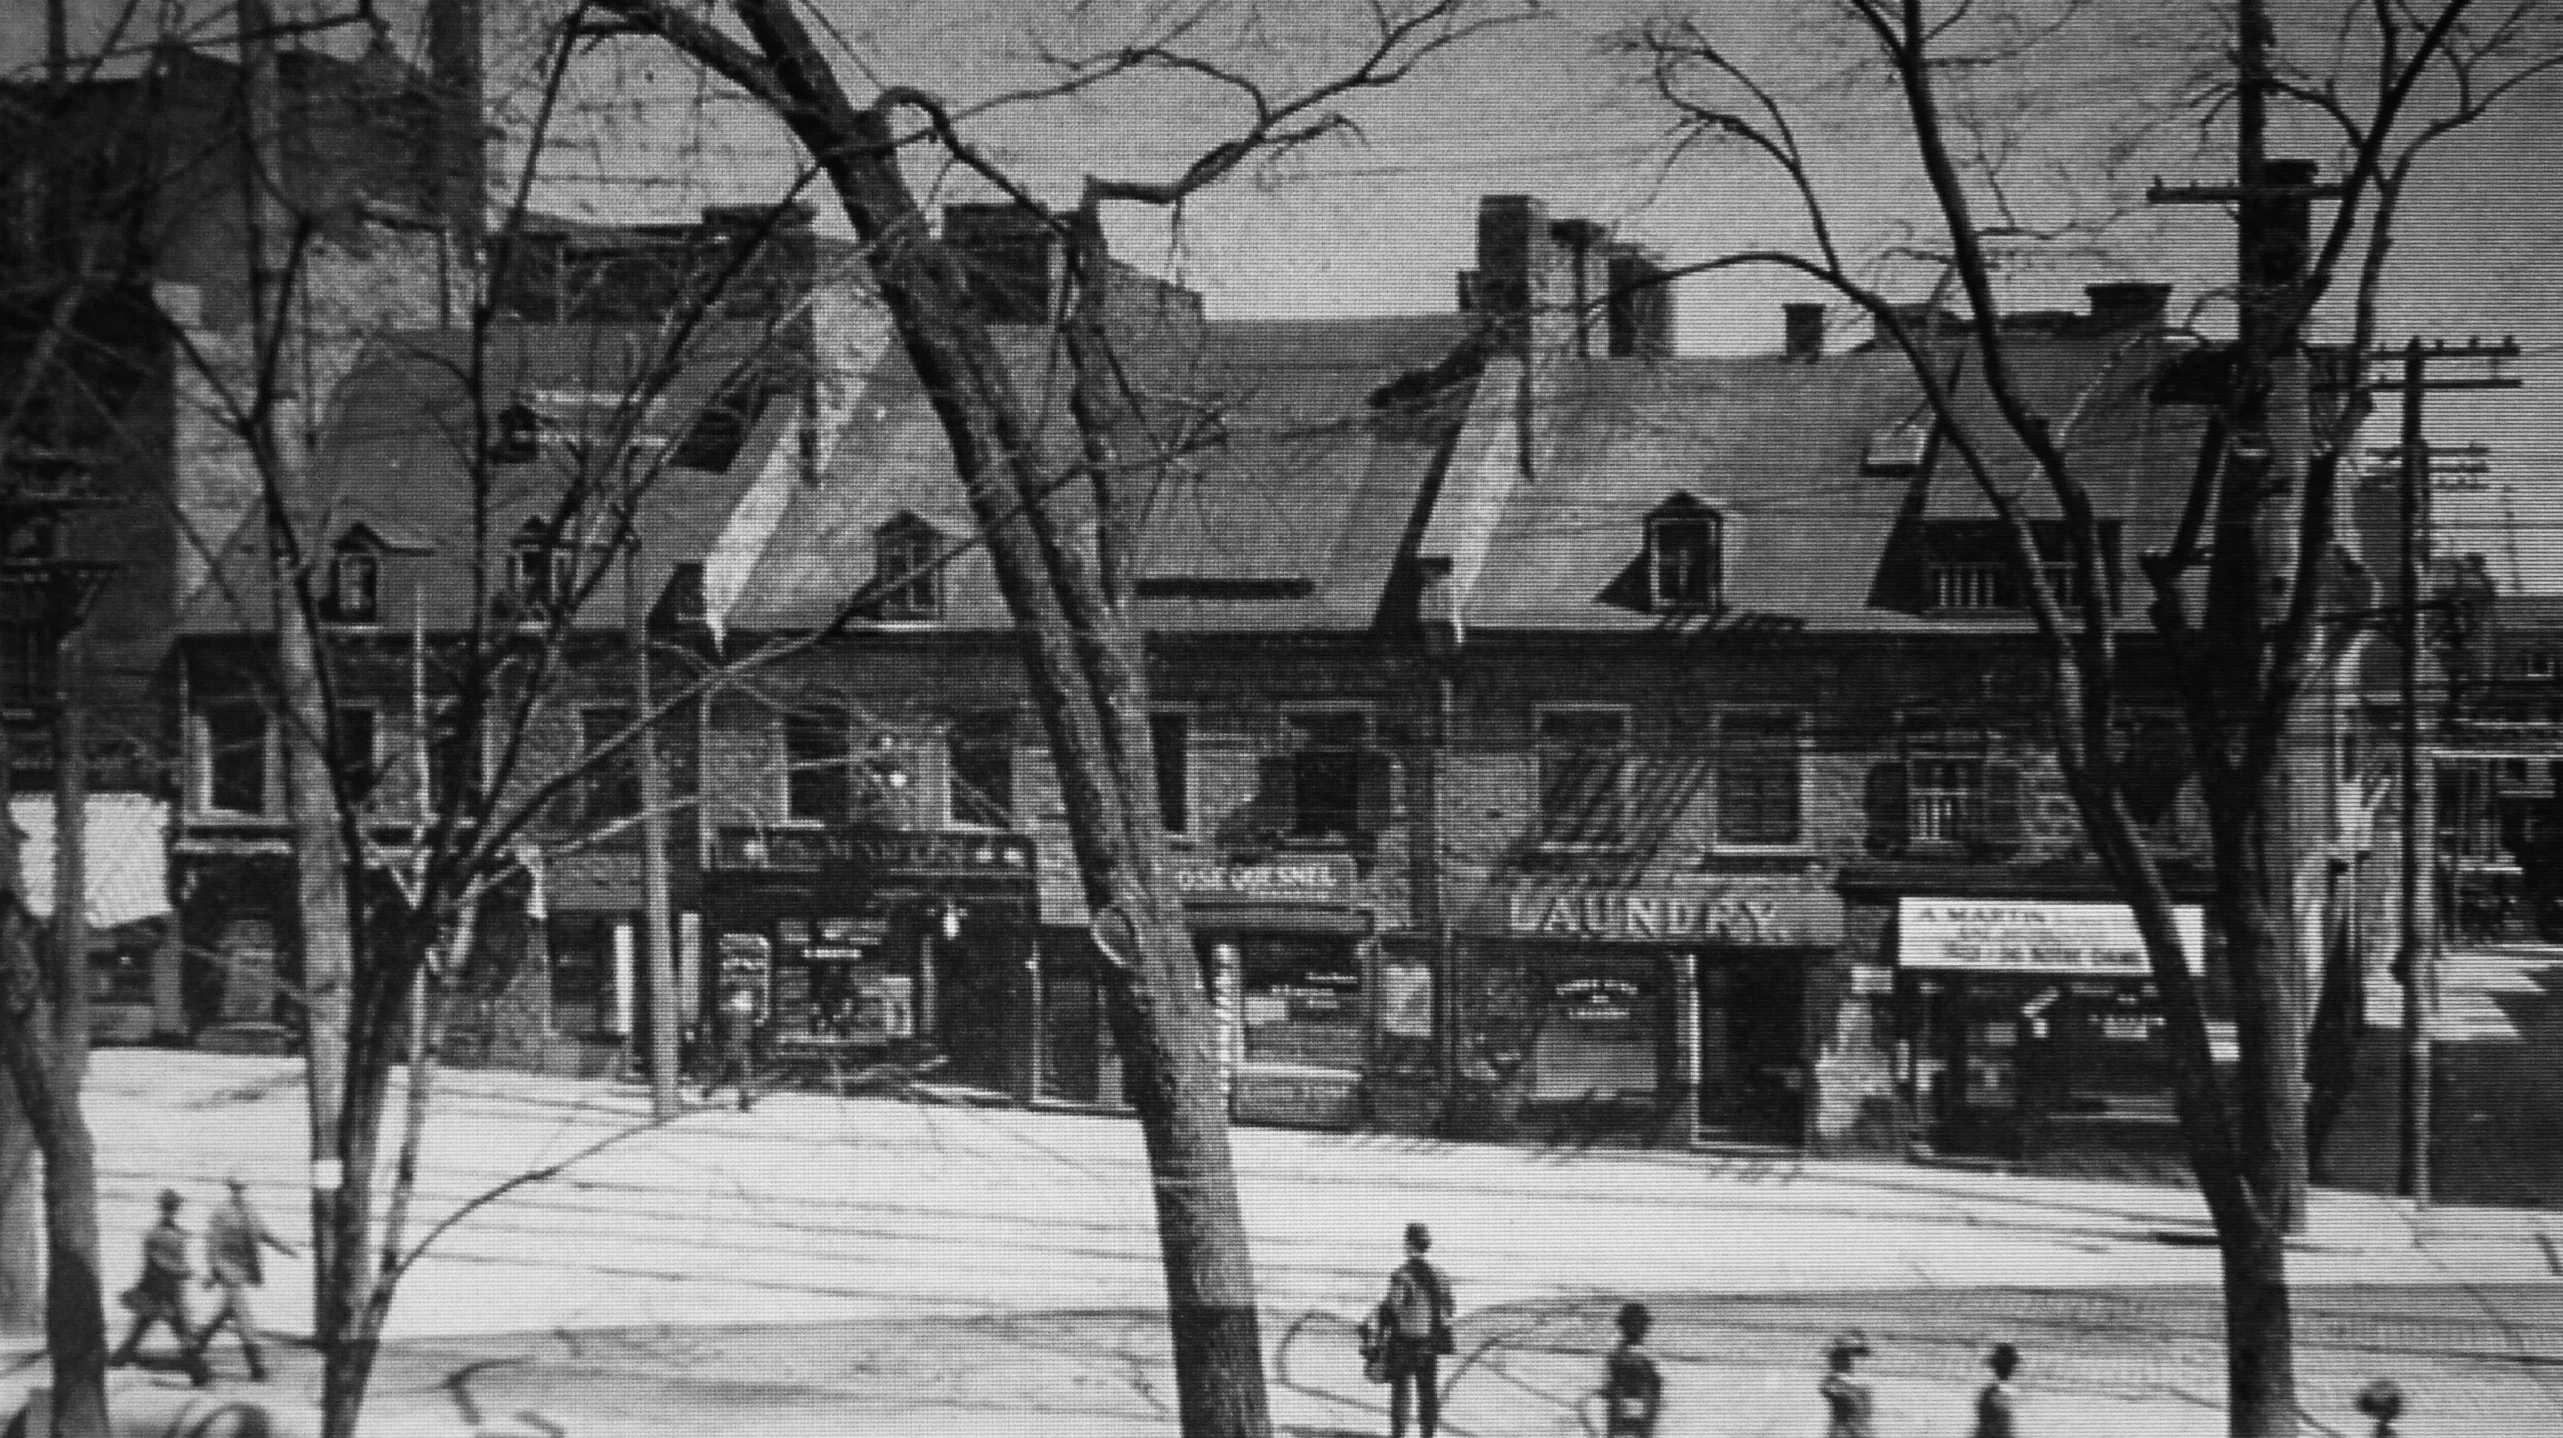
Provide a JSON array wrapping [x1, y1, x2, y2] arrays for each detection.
[[12, 1, 2563, 586]]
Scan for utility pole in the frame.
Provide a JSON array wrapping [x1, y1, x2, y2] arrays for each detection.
[[2372, 336, 2521, 1205]]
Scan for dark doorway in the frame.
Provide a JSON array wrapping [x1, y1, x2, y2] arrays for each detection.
[[1701, 955, 1807, 1143]]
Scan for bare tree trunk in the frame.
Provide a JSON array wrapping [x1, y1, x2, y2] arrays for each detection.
[[53, 635, 88, 1087], [0, 1092, 38, 1331], [626, 517, 679, 1118]]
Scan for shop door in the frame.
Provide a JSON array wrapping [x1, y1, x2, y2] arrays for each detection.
[[1721, 958, 1807, 1142], [937, 933, 1009, 1087]]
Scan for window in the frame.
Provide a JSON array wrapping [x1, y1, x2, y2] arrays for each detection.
[[1717, 711, 1803, 846], [1284, 711, 1367, 841], [1929, 558, 2083, 611], [1150, 712, 1190, 835], [1866, 715, 2023, 854], [946, 711, 1014, 828], [1536, 707, 1628, 846], [512, 525, 577, 617], [490, 403, 542, 464], [331, 706, 378, 803], [205, 700, 267, 814], [328, 549, 380, 623], [428, 697, 480, 812], [658, 562, 706, 625], [785, 708, 851, 823], [1647, 501, 1722, 611], [578, 706, 641, 823], [2523, 648, 2556, 680], [875, 515, 940, 620]]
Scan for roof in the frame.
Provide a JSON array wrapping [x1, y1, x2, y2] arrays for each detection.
[[179, 321, 799, 636], [1426, 329, 2211, 635], [723, 312, 1478, 635], [11, 796, 170, 928]]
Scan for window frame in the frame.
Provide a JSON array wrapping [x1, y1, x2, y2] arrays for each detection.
[[1647, 506, 1723, 612], [1281, 707, 1371, 844], [201, 699, 269, 816], [1533, 704, 1632, 850], [944, 710, 1016, 830], [875, 514, 942, 621], [331, 704, 379, 806], [1713, 708, 1806, 849], [782, 707, 853, 824], [1149, 710, 1192, 837], [328, 548, 381, 624], [577, 705, 643, 826]]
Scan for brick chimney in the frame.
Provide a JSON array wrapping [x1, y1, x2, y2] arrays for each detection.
[[944, 202, 1056, 325], [1782, 302, 1825, 361], [426, 0, 484, 243], [1605, 246, 1672, 359], [1467, 194, 1553, 356], [2085, 281, 2171, 331]]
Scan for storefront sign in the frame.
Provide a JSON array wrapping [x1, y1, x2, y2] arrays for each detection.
[[1898, 898, 2207, 976], [1501, 888, 1831, 945], [1172, 857, 1357, 905]]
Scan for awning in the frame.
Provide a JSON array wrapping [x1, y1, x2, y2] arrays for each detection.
[[11, 796, 171, 928], [1187, 903, 1373, 936]]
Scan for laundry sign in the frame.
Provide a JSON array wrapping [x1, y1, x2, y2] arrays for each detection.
[[1898, 898, 2206, 976]]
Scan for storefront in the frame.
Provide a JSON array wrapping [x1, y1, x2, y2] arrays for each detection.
[[1454, 884, 1840, 1146], [1893, 895, 2208, 1160], [1181, 856, 1375, 1129], [703, 825, 1038, 1091]]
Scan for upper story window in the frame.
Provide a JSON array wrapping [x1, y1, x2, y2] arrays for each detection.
[[1150, 712, 1191, 836], [2521, 648, 2556, 681], [1283, 710, 1371, 843], [875, 513, 941, 620], [511, 521, 578, 618], [1865, 713, 2024, 856], [1536, 706, 1629, 847], [331, 705, 378, 804], [327, 546, 380, 623], [490, 402, 543, 465], [1716, 711, 1803, 847], [576, 706, 642, 824], [657, 562, 706, 627], [1647, 496, 1722, 612], [784, 707, 852, 824], [427, 696, 480, 812], [946, 711, 1015, 828], [1904, 520, 2114, 616], [1930, 557, 2083, 611], [203, 699, 268, 815]]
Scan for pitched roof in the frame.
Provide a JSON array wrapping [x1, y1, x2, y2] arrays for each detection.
[[178, 321, 797, 635], [1426, 329, 2209, 635], [722, 312, 1478, 635]]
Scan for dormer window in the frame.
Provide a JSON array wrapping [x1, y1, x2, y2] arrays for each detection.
[[490, 403, 542, 465], [1647, 497, 1722, 612], [328, 547, 380, 623], [511, 520, 576, 616], [1861, 416, 1933, 476], [875, 513, 940, 620]]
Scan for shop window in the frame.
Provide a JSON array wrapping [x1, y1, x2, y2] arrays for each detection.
[[91, 941, 154, 1005], [785, 707, 852, 823], [874, 513, 941, 620], [1647, 497, 1722, 612], [1283, 711, 1372, 843], [946, 711, 1014, 828], [1536, 706, 1628, 847], [1716, 710, 1802, 846], [576, 706, 642, 824], [203, 699, 267, 814], [331, 705, 378, 804], [1531, 966, 1659, 1102], [1236, 935, 1364, 1072], [1150, 712, 1190, 835]]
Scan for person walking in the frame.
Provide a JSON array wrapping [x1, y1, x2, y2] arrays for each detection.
[[110, 1190, 210, 1386], [702, 973, 760, 1111], [1601, 1300, 1663, 1437], [1973, 1342, 2021, 1438], [198, 1176, 298, 1381], [1819, 1329, 1876, 1438], [1377, 1221, 1454, 1438]]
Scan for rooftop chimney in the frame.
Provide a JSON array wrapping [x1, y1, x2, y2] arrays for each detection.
[[1471, 194, 1550, 352], [1782, 303, 1825, 362], [426, 0, 485, 244], [2086, 281, 2171, 332]]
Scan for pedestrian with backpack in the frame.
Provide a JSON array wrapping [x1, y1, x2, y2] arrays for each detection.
[[1378, 1221, 1454, 1438], [1601, 1300, 1663, 1437]]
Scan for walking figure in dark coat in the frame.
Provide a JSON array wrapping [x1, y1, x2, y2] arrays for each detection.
[[1973, 1342, 2021, 1438], [1601, 1300, 1663, 1437], [1376, 1221, 1454, 1438], [1820, 1329, 1876, 1438], [702, 974, 760, 1110], [110, 1190, 210, 1385], [198, 1176, 297, 1381]]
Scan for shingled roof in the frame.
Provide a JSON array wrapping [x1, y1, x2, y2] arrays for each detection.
[[1425, 325, 2211, 636]]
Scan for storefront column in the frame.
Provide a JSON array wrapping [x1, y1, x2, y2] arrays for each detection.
[[610, 919, 635, 1040], [1209, 939, 1241, 1107], [677, 910, 702, 1035], [1015, 947, 1043, 1104], [1669, 951, 1700, 1147]]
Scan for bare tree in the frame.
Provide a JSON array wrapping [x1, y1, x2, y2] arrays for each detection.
[[566, 3, 1526, 1434], [1634, 2, 2560, 1434]]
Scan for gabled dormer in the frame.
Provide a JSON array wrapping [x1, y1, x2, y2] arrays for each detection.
[[322, 525, 384, 624], [508, 517, 577, 619], [1644, 493, 1722, 613]]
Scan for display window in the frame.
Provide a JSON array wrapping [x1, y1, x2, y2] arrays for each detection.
[[1229, 934, 1364, 1072], [1531, 965, 1661, 1102]]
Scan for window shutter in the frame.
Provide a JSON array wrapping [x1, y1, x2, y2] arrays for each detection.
[[1864, 762, 1908, 855], [1984, 762, 2026, 848], [1356, 748, 1396, 839]]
